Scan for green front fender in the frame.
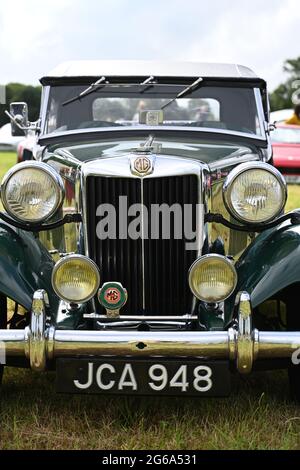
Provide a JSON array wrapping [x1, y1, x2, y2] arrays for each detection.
[[0, 221, 57, 311], [235, 220, 300, 308]]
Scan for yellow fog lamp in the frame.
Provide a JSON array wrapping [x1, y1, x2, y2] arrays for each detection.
[[188, 254, 237, 303], [52, 254, 100, 303]]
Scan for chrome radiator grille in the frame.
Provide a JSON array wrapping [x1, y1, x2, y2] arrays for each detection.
[[86, 175, 199, 315]]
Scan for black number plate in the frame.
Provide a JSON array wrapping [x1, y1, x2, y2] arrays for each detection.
[[56, 358, 230, 396]]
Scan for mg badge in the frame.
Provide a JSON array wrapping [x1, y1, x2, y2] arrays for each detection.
[[131, 155, 155, 176], [134, 156, 151, 175], [98, 282, 128, 318], [104, 287, 121, 305]]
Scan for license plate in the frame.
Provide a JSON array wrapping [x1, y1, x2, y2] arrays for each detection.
[[56, 358, 230, 396]]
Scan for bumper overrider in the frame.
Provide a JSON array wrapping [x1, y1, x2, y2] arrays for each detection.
[[1, 290, 300, 374]]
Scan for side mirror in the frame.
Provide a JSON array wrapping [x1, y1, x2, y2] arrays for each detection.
[[8, 102, 29, 136]]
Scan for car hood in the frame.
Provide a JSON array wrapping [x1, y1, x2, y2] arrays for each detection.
[[46, 136, 258, 167]]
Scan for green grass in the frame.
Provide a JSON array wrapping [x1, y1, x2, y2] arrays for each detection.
[[0, 151, 16, 174], [1, 369, 300, 450], [1, 151, 300, 450], [286, 184, 300, 213]]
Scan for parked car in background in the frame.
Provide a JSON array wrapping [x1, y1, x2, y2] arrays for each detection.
[[270, 109, 294, 124], [0, 123, 23, 151], [17, 132, 35, 162], [272, 123, 300, 183], [2, 61, 300, 401]]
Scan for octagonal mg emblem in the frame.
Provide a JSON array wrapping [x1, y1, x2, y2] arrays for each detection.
[[130, 154, 155, 176]]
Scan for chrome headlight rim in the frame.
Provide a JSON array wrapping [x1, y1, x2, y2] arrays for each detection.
[[222, 162, 287, 225], [51, 254, 101, 304], [1, 161, 65, 223], [188, 254, 238, 303]]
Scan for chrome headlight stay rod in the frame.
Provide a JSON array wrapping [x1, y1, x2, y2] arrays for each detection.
[[1, 209, 298, 233], [0, 211, 82, 232], [205, 211, 300, 233]]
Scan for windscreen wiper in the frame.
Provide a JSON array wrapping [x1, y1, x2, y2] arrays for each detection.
[[62, 76, 107, 106], [140, 75, 156, 94], [62, 75, 157, 107], [161, 76, 203, 110]]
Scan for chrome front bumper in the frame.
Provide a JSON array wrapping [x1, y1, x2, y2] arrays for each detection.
[[1, 290, 300, 374]]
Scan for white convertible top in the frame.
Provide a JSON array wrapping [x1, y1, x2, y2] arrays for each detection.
[[41, 60, 259, 81]]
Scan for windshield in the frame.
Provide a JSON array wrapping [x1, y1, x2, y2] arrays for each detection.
[[44, 83, 263, 137], [271, 127, 300, 144]]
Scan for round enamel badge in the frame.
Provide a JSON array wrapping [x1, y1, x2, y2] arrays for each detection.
[[104, 287, 121, 305], [98, 282, 127, 310]]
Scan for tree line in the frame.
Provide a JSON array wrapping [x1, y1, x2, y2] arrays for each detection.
[[0, 83, 41, 127], [269, 57, 300, 111], [1, 58, 300, 128]]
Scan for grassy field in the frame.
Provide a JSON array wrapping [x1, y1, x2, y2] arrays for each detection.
[[0, 151, 300, 450]]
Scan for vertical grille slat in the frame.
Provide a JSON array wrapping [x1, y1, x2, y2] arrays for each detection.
[[86, 174, 198, 316]]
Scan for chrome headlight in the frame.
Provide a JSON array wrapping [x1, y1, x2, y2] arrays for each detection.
[[52, 255, 100, 303], [223, 162, 287, 224], [1, 162, 64, 223], [188, 254, 237, 303]]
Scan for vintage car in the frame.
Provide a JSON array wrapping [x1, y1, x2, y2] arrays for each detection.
[[272, 123, 300, 183], [1, 60, 300, 399]]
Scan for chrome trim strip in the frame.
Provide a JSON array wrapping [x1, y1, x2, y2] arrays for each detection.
[[38, 125, 268, 144], [40, 85, 50, 137], [254, 87, 266, 138], [208, 152, 260, 172], [141, 179, 146, 309], [96, 321, 193, 330], [236, 291, 254, 374], [26, 289, 47, 371], [84, 314, 198, 320]]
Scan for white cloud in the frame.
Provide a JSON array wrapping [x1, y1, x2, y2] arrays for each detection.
[[0, 0, 299, 90], [183, 0, 300, 90]]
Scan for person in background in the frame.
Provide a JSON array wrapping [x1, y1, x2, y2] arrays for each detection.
[[286, 104, 300, 125]]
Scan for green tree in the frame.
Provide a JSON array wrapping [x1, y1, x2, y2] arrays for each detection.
[[269, 57, 300, 111], [0, 83, 41, 127]]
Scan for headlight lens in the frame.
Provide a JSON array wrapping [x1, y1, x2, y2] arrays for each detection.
[[1, 162, 64, 223], [52, 255, 100, 303], [223, 162, 287, 224], [188, 254, 237, 303]]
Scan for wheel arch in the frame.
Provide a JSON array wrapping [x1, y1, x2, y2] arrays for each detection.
[[235, 221, 300, 309], [0, 221, 57, 312]]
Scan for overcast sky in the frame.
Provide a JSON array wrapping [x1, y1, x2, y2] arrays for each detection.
[[0, 0, 299, 91]]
